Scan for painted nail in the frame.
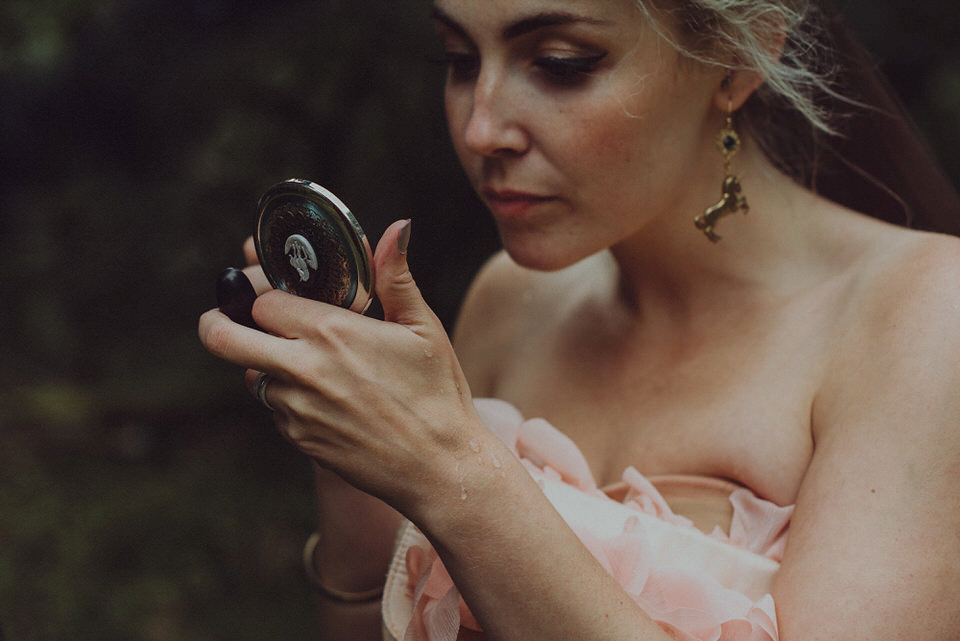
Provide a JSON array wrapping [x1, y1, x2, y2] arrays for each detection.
[[397, 219, 412, 255]]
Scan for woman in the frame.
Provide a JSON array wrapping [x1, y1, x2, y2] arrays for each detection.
[[199, 0, 960, 639]]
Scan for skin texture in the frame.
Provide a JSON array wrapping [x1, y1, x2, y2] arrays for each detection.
[[200, 1, 960, 639], [438, 0, 724, 272]]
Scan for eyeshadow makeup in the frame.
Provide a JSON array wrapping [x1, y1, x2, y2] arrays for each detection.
[[254, 179, 374, 313]]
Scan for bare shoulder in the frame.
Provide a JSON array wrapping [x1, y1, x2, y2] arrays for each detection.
[[871, 229, 960, 295], [453, 250, 543, 334], [452, 250, 609, 396], [821, 229, 960, 412], [778, 229, 960, 640], [453, 251, 540, 396], [813, 226, 960, 475], [847, 230, 960, 349]]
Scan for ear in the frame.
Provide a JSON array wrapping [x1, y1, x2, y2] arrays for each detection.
[[712, 16, 787, 112], [713, 69, 765, 112]]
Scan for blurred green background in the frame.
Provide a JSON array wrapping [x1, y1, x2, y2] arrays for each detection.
[[0, 1, 957, 639]]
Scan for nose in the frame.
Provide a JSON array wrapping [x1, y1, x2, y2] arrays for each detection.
[[461, 73, 529, 158]]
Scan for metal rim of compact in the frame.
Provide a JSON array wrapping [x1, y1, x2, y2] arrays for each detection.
[[254, 179, 374, 314]]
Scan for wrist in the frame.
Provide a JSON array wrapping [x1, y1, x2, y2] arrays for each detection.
[[404, 431, 530, 543]]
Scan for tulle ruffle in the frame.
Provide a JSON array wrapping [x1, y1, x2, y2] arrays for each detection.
[[384, 399, 792, 641]]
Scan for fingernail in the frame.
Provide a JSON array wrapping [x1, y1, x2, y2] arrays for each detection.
[[397, 219, 412, 255]]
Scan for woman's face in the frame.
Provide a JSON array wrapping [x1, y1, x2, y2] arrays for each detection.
[[434, 0, 722, 270]]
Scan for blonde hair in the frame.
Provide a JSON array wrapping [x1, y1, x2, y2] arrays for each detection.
[[635, 0, 838, 135], [637, 0, 960, 234]]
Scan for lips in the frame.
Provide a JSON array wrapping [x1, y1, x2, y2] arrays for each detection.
[[481, 188, 556, 218]]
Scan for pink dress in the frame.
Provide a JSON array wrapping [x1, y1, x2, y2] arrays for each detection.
[[382, 399, 793, 641]]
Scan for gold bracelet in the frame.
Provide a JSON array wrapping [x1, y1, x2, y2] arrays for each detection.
[[302, 532, 385, 603]]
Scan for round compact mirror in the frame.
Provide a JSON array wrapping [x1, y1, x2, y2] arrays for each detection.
[[254, 179, 374, 313]]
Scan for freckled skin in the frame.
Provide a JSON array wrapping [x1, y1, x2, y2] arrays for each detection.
[[198, 2, 960, 639], [439, 0, 721, 271]]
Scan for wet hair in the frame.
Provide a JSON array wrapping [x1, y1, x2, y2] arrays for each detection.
[[638, 0, 960, 234]]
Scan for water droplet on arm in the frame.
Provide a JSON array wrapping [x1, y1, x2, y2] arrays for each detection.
[[456, 461, 468, 501]]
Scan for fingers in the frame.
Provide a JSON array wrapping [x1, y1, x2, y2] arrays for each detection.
[[245, 368, 280, 412], [204, 221, 443, 388], [373, 219, 437, 330], [250, 282, 420, 346], [243, 264, 272, 295], [241, 236, 271, 293], [198, 307, 293, 374], [203, 283, 370, 369], [233, 220, 438, 335], [244, 236, 258, 266]]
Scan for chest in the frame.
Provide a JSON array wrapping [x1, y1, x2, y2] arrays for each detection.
[[489, 312, 825, 506]]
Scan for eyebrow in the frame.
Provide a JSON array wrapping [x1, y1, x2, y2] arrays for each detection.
[[430, 6, 612, 41]]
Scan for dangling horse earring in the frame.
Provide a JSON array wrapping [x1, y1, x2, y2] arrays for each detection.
[[694, 98, 749, 243]]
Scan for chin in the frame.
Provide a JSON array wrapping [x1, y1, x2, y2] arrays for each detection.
[[499, 233, 592, 273]]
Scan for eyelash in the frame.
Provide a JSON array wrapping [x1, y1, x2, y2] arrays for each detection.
[[434, 52, 607, 86], [535, 53, 607, 84]]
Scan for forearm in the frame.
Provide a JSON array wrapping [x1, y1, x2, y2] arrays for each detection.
[[410, 436, 672, 641], [312, 463, 402, 589], [310, 463, 402, 640], [314, 598, 384, 641]]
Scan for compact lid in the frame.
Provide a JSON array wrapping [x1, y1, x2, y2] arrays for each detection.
[[254, 179, 374, 313]]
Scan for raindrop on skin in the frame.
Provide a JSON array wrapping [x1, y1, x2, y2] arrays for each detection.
[[456, 461, 468, 501], [468, 438, 485, 466], [492, 454, 505, 478]]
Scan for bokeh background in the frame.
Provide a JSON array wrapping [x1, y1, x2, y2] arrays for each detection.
[[0, 1, 958, 639]]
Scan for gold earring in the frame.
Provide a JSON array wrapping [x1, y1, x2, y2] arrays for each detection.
[[694, 100, 749, 243]]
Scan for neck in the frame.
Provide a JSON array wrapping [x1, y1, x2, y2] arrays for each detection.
[[608, 136, 830, 327]]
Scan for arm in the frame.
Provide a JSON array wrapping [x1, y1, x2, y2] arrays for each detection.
[[238, 239, 403, 640], [406, 431, 674, 641], [308, 465, 401, 640], [201, 224, 674, 641], [775, 243, 960, 640]]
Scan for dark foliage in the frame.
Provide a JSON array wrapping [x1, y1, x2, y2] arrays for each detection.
[[0, 0, 956, 639]]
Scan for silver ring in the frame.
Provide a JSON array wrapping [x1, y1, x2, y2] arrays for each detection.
[[253, 371, 274, 411]]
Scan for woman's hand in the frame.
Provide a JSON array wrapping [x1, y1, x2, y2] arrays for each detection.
[[200, 222, 678, 641], [199, 220, 484, 515]]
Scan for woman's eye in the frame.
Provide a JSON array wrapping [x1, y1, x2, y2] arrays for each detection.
[[535, 53, 607, 85], [437, 52, 480, 82]]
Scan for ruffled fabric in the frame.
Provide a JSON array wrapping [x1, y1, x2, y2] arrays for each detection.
[[386, 399, 793, 641]]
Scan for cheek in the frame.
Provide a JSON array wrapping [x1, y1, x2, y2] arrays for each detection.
[[565, 94, 704, 191], [550, 106, 657, 190], [540, 101, 707, 238], [569, 61, 711, 176]]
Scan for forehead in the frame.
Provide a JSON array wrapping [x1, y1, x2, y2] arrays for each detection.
[[432, 0, 640, 30]]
